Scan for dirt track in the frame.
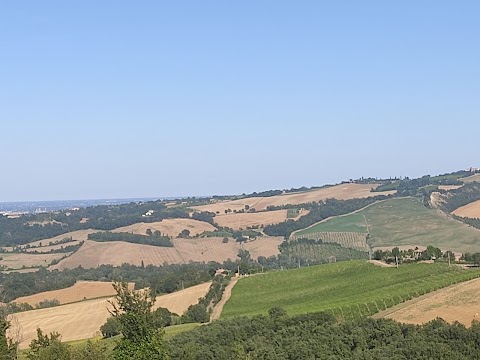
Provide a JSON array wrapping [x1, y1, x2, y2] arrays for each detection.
[[211, 277, 239, 321]]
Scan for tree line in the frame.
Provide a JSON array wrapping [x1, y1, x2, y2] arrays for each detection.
[[87, 232, 173, 247]]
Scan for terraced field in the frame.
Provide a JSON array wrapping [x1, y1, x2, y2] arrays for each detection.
[[221, 261, 480, 319]]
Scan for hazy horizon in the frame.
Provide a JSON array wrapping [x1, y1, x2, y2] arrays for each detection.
[[2, 2, 479, 202]]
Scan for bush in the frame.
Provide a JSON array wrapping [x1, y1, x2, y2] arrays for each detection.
[[35, 299, 60, 309], [100, 317, 121, 339]]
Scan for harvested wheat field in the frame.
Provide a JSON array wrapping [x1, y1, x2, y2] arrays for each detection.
[[23, 229, 95, 248], [381, 277, 480, 327], [152, 282, 211, 315], [193, 184, 395, 213], [9, 283, 211, 349], [213, 210, 304, 229], [13, 281, 134, 306], [49, 237, 283, 270], [23, 241, 83, 253], [462, 174, 480, 184], [453, 200, 480, 219], [112, 218, 216, 237], [0, 252, 71, 270]]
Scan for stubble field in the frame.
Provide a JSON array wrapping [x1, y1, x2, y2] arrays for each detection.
[[382, 277, 480, 326], [9, 282, 211, 349], [49, 237, 283, 270], [13, 281, 134, 306], [192, 184, 395, 213], [221, 261, 480, 319], [112, 218, 217, 237], [452, 199, 480, 219]]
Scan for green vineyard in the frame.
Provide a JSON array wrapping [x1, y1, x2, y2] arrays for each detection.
[[280, 240, 368, 263], [290, 231, 369, 251], [222, 261, 480, 320]]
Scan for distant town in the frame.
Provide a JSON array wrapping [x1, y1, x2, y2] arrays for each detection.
[[0, 197, 164, 216]]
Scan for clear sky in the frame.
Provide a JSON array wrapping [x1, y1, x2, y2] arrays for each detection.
[[1, 1, 479, 202]]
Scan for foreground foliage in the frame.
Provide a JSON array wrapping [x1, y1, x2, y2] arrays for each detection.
[[168, 310, 480, 359]]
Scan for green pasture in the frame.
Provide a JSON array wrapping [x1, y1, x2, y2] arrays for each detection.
[[294, 213, 368, 235]]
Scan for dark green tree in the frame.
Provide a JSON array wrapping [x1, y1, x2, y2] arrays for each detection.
[[26, 329, 70, 360], [0, 314, 17, 360], [109, 282, 169, 360], [100, 316, 121, 338]]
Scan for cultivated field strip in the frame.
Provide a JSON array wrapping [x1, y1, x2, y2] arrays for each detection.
[[290, 231, 369, 251]]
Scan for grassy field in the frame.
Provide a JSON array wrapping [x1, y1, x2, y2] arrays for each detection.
[[294, 213, 368, 235], [221, 261, 480, 319], [294, 198, 480, 253]]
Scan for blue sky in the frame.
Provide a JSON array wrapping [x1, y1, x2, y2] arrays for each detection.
[[1, 1, 479, 201]]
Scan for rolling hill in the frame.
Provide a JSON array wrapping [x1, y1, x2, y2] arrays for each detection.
[[9, 282, 212, 349], [292, 197, 480, 253], [192, 183, 396, 213], [221, 261, 480, 319], [48, 237, 283, 270]]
